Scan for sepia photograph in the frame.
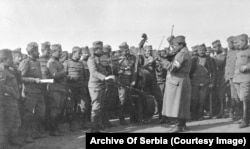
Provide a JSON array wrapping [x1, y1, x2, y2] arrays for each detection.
[[0, 0, 250, 148]]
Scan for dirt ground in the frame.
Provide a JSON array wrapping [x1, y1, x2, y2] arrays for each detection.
[[21, 117, 250, 149]]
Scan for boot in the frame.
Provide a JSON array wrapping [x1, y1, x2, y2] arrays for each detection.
[[170, 118, 185, 133], [25, 135, 35, 143], [119, 117, 128, 125], [239, 118, 249, 128]]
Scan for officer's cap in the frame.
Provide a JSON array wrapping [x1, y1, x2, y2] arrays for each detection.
[[119, 42, 129, 49], [235, 34, 248, 42], [145, 45, 153, 51], [41, 42, 51, 50], [0, 49, 12, 58], [51, 44, 62, 52], [72, 46, 81, 53], [212, 40, 221, 47], [103, 45, 112, 52], [12, 48, 22, 54], [172, 36, 186, 45], [227, 36, 235, 43], [92, 41, 103, 49], [26, 42, 38, 52]]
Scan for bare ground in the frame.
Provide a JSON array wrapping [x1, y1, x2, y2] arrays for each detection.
[[20, 117, 250, 149]]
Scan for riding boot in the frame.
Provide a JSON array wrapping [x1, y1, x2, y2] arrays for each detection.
[[239, 100, 249, 128]]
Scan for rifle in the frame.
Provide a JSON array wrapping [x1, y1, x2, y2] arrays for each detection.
[[157, 36, 165, 51], [131, 33, 148, 86]]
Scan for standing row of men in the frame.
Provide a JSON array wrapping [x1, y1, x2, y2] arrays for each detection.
[[0, 33, 250, 147]]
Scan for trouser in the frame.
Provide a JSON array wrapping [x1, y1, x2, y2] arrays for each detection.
[[42, 85, 50, 131], [157, 82, 165, 95], [68, 86, 91, 123], [102, 84, 116, 125], [2, 96, 21, 145], [146, 83, 163, 118], [118, 86, 131, 121], [213, 82, 229, 116], [234, 82, 250, 121], [89, 87, 106, 131], [22, 92, 45, 137], [191, 85, 209, 119], [49, 91, 66, 132]]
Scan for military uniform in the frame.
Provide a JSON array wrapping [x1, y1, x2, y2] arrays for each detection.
[[88, 41, 110, 132], [118, 51, 136, 123], [143, 52, 163, 119], [64, 56, 90, 127], [213, 52, 228, 116], [38, 54, 51, 128], [81, 59, 91, 122], [0, 49, 21, 147], [189, 45, 215, 120], [161, 36, 192, 131], [225, 46, 240, 119], [47, 55, 67, 134], [18, 49, 45, 142], [233, 34, 250, 128]]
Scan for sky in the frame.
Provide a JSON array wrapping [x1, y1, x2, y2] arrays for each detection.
[[0, 0, 250, 53]]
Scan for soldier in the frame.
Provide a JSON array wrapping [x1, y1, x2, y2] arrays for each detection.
[[155, 50, 167, 94], [0, 49, 23, 148], [191, 45, 199, 57], [161, 35, 192, 132], [38, 42, 51, 131], [47, 44, 66, 136], [117, 42, 136, 125], [64, 46, 90, 131], [233, 34, 250, 128], [60, 51, 69, 63], [87, 41, 115, 132], [212, 40, 227, 118], [12, 48, 23, 67], [224, 36, 241, 121], [81, 46, 91, 123], [143, 45, 163, 122], [189, 44, 215, 120], [99, 45, 118, 128], [18, 42, 46, 143]]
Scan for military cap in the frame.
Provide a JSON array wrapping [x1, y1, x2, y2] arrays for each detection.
[[0, 49, 12, 58], [235, 34, 248, 42], [81, 46, 89, 53], [92, 41, 103, 49], [26, 42, 38, 52], [227, 36, 235, 43], [119, 42, 129, 49], [172, 36, 186, 45], [198, 44, 207, 51], [212, 40, 221, 47], [191, 45, 199, 51], [12, 48, 22, 54], [103, 45, 112, 52], [206, 47, 212, 51], [167, 35, 175, 43], [145, 45, 153, 51], [51, 44, 62, 52], [72, 46, 81, 53], [61, 51, 68, 55], [41, 41, 51, 50]]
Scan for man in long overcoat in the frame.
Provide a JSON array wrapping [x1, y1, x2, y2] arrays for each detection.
[[161, 35, 192, 133]]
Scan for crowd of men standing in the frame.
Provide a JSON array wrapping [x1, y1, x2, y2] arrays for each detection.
[[0, 33, 250, 148]]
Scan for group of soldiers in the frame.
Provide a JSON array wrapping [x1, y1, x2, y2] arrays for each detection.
[[0, 33, 250, 148]]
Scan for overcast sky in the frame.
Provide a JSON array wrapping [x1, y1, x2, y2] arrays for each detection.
[[0, 0, 250, 53]]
